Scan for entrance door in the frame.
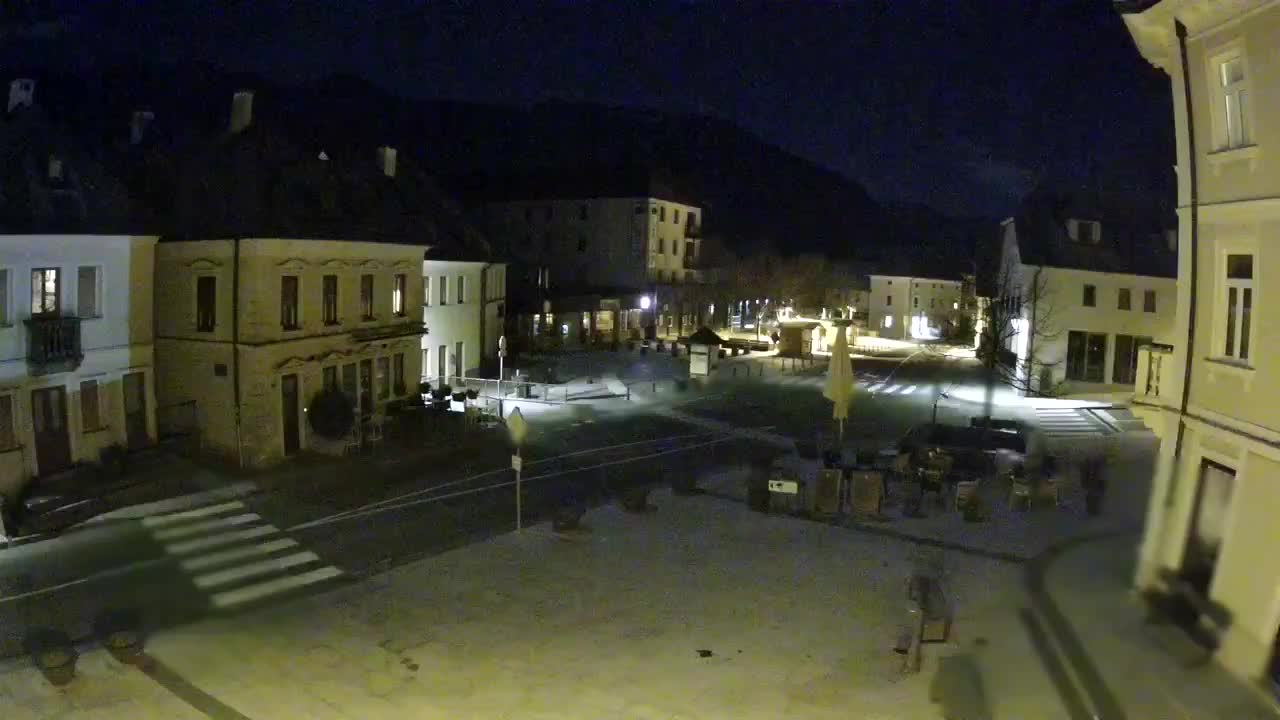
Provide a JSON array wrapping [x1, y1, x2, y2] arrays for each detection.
[[122, 371, 149, 449], [359, 359, 373, 418], [281, 373, 300, 456], [31, 386, 71, 475]]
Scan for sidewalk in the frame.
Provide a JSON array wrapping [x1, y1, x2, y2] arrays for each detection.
[[1034, 533, 1279, 719]]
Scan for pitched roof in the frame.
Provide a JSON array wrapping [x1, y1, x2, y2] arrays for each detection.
[[1011, 186, 1175, 278], [0, 102, 137, 234]]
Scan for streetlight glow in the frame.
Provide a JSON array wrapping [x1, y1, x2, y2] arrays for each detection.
[[640, 295, 652, 310]]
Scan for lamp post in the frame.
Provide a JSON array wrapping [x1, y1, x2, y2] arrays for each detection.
[[507, 407, 529, 530]]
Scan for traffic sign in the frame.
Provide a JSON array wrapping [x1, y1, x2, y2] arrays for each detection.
[[507, 406, 528, 446]]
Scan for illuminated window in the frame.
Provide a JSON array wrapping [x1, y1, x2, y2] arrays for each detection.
[[883, 315, 893, 329], [31, 267, 59, 315], [1218, 55, 1251, 149], [1222, 254, 1253, 361], [393, 274, 406, 316]]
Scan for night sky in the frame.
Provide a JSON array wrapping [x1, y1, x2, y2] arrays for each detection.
[[7, 0, 1172, 218]]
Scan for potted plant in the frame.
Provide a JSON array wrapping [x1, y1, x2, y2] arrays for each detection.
[[418, 381, 432, 396], [465, 388, 479, 400], [25, 629, 77, 686], [307, 388, 356, 440]]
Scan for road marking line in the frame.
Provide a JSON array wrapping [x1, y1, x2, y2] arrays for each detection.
[[884, 384, 902, 394], [142, 501, 247, 528], [868, 383, 884, 393], [152, 514, 261, 541], [210, 566, 344, 609], [194, 551, 320, 589], [165, 525, 279, 555], [181, 538, 300, 572], [902, 385, 917, 395]]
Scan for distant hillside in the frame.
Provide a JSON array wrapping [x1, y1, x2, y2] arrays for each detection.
[[22, 63, 921, 262]]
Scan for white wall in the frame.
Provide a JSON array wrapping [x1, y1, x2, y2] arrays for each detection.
[[422, 259, 485, 382], [0, 234, 157, 494]]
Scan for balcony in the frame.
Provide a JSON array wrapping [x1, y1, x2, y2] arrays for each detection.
[[25, 315, 83, 375], [1132, 342, 1177, 435]]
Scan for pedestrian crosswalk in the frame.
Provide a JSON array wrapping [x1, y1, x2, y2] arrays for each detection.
[[142, 500, 343, 612], [1034, 407, 1114, 439], [763, 373, 925, 397]]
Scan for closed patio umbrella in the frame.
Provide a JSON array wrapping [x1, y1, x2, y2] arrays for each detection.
[[823, 324, 855, 442]]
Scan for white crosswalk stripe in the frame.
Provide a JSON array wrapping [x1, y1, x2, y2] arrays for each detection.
[[141, 499, 343, 612], [1035, 407, 1113, 439]]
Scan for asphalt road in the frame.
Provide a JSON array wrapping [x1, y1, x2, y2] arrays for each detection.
[[0, 353, 984, 660]]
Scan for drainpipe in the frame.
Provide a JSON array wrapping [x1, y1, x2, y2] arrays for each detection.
[[1166, 19, 1199, 508], [232, 238, 244, 469]]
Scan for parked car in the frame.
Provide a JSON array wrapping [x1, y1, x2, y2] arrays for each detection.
[[896, 422, 1027, 475]]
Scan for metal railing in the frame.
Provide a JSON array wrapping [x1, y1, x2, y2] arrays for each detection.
[[25, 314, 82, 372]]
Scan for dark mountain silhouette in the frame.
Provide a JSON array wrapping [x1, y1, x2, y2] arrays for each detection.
[[16, 62, 952, 264]]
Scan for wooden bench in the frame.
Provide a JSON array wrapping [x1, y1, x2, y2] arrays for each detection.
[[1142, 568, 1232, 667]]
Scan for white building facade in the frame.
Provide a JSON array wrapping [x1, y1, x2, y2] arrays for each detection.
[[421, 258, 505, 385], [0, 235, 158, 499], [1122, 0, 1280, 691], [868, 275, 962, 341], [998, 217, 1177, 394], [154, 239, 424, 469]]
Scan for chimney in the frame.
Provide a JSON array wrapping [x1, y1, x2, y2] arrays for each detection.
[[8, 78, 34, 113], [130, 110, 154, 145], [377, 146, 397, 178], [229, 90, 253, 134]]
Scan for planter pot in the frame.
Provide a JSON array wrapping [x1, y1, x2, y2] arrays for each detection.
[[27, 631, 77, 686]]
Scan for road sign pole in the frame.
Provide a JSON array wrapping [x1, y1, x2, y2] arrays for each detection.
[[506, 406, 528, 532], [515, 448, 522, 531]]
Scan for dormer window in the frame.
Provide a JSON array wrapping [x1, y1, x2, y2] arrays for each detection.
[[1068, 219, 1101, 244], [47, 155, 63, 181]]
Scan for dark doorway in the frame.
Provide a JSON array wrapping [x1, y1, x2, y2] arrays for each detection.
[[122, 371, 149, 449], [1182, 459, 1235, 595], [31, 386, 70, 475], [1268, 624, 1280, 701], [359, 359, 373, 418], [281, 373, 300, 456]]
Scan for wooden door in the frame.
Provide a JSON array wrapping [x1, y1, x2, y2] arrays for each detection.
[[31, 386, 71, 475], [122, 372, 149, 449], [281, 373, 300, 456]]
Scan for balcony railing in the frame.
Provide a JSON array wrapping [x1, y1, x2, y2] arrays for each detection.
[[25, 314, 83, 374]]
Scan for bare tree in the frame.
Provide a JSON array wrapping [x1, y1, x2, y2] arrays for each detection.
[[976, 257, 1062, 418]]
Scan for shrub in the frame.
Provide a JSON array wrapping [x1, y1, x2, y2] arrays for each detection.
[[308, 388, 356, 439]]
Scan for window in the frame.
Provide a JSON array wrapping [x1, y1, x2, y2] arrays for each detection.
[[1223, 253, 1253, 361], [322, 275, 339, 325], [578, 203, 588, 221], [1118, 288, 1131, 311], [1069, 219, 1101, 244], [376, 356, 390, 399], [913, 296, 919, 308], [360, 274, 375, 319], [674, 209, 680, 224], [31, 267, 59, 315], [80, 380, 101, 431], [77, 266, 100, 317], [424, 276, 432, 307], [393, 353, 404, 394], [1112, 334, 1151, 385], [1218, 55, 1250, 150], [1066, 331, 1107, 383], [323, 365, 338, 389], [439, 275, 448, 306], [1082, 284, 1096, 307], [281, 275, 300, 329], [0, 269, 8, 326], [393, 274, 406, 316], [1143, 289, 1156, 314], [196, 276, 216, 331], [456, 275, 465, 304], [577, 234, 587, 252], [883, 315, 893, 328], [886, 295, 892, 306]]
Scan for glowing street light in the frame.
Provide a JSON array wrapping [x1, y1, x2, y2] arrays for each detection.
[[640, 295, 652, 310]]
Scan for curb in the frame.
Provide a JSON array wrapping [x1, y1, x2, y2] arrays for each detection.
[[78, 481, 260, 526]]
